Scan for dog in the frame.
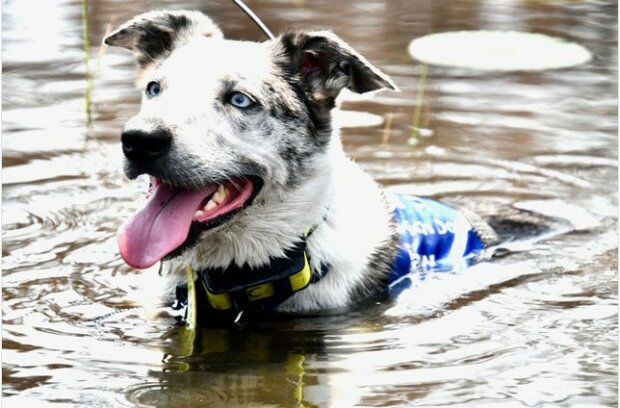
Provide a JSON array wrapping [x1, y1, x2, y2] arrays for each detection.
[[104, 10, 554, 323]]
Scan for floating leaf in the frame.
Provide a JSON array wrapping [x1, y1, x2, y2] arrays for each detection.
[[408, 31, 591, 71]]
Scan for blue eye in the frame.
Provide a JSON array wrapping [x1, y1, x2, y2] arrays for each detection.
[[146, 81, 161, 98], [228, 92, 255, 109]]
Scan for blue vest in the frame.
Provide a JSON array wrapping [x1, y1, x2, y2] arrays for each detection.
[[388, 195, 487, 291]]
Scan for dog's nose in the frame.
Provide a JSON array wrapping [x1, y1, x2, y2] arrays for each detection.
[[121, 128, 172, 161]]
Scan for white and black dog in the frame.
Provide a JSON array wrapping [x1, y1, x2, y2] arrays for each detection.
[[105, 10, 551, 323]]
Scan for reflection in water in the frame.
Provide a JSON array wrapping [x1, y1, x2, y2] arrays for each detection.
[[149, 326, 317, 406], [2, 0, 617, 407]]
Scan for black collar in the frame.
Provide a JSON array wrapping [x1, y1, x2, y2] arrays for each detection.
[[182, 233, 329, 327]]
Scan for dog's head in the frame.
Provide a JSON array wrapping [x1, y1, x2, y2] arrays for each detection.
[[105, 10, 396, 269]]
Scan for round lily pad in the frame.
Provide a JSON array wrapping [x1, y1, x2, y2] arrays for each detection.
[[408, 31, 591, 71]]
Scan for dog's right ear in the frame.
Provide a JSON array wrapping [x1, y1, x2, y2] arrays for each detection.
[[104, 10, 223, 68]]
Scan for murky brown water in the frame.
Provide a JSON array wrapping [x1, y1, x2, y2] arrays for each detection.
[[2, 1, 617, 407]]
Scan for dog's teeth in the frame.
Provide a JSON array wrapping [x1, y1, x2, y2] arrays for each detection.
[[212, 191, 223, 204], [213, 184, 228, 204], [204, 199, 217, 211], [194, 210, 204, 218]]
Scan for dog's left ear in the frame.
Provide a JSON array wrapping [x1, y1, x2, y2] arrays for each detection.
[[104, 10, 223, 68], [275, 30, 398, 104]]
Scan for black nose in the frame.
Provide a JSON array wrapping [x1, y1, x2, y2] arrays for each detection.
[[121, 128, 172, 161]]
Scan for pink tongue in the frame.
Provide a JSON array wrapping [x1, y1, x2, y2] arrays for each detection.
[[117, 183, 216, 269]]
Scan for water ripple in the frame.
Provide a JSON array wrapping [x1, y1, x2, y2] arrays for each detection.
[[2, 0, 617, 407]]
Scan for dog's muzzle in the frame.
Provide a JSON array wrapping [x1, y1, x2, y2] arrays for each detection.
[[121, 128, 172, 162]]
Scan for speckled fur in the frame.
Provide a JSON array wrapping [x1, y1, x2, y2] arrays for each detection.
[[105, 10, 398, 313]]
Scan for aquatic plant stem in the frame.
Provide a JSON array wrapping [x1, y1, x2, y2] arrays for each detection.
[[410, 62, 428, 141], [382, 113, 394, 145], [81, 0, 109, 131], [81, 0, 92, 127]]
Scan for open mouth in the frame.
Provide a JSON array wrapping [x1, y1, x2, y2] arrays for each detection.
[[117, 176, 262, 269]]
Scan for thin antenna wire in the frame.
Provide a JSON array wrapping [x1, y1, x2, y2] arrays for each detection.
[[231, 0, 275, 40]]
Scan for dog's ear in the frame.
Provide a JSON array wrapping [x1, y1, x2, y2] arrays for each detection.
[[104, 10, 223, 68], [276, 30, 398, 104]]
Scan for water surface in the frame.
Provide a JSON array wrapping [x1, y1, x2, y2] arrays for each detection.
[[2, 1, 617, 407]]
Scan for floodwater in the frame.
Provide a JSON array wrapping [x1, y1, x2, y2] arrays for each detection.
[[2, 0, 617, 407]]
